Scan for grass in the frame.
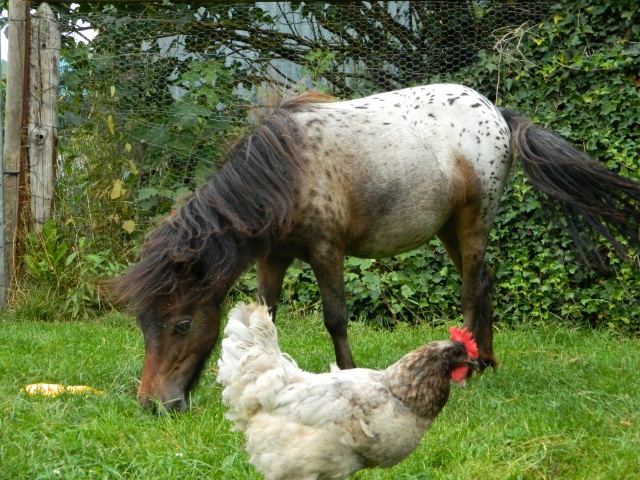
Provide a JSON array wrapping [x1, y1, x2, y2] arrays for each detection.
[[1, 305, 638, 479]]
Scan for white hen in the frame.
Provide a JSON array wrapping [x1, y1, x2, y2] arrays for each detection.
[[217, 302, 479, 480]]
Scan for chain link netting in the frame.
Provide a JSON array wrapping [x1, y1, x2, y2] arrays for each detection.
[[43, 1, 552, 259]]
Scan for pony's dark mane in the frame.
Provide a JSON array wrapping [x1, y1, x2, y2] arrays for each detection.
[[109, 91, 334, 313]]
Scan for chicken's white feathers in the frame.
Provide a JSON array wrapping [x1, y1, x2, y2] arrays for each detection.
[[217, 303, 311, 428], [217, 302, 474, 480]]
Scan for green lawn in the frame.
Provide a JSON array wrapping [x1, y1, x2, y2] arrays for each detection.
[[1, 306, 638, 479]]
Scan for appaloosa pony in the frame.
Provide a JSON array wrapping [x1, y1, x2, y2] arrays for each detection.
[[110, 84, 640, 412]]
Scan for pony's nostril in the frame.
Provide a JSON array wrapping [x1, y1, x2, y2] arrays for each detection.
[[154, 397, 187, 415], [167, 398, 188, 413]]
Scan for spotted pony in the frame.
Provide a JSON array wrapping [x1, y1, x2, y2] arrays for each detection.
[[110, 84, 640, 412]]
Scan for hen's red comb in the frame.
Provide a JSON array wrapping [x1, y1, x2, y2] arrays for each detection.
[[449, 326, 478, 358]]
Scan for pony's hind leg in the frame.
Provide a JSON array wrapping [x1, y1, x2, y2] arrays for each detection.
[[437, 216, 497, 370], [256, 255, 293, 321]]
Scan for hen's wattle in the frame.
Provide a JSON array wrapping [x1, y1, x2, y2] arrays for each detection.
[[450, 365, 469, 384]]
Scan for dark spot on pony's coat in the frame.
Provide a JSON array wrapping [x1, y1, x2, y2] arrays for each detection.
[[447, 97, 459, 105], [428, 113, 436, 119], [479, 96, 493, 108], [306, 118, 325, 128], [471, 103, 482, 108]]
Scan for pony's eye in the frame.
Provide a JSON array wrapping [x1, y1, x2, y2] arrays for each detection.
[[173, 320, 192, 336]]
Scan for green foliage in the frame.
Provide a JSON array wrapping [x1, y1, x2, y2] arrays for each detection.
[[300, 49, 338, 87], [238, 243, 462, 328], [24, 219, 69, 283], [23, 219, 127, 319], [59, 35, 247, 229]]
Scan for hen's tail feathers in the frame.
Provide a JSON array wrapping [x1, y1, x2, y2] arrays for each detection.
[[216, 302, 306, 429]]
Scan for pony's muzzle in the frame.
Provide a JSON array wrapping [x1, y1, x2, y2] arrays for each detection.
[[138, 389, 188, 414]]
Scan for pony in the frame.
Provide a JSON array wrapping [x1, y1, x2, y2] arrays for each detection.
[[109, 84, 640, 412]]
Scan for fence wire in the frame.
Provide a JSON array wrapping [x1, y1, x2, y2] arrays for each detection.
[[39, 1, 551, 257]]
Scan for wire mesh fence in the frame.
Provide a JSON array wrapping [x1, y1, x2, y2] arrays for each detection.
[[45, 1, 552, 258]]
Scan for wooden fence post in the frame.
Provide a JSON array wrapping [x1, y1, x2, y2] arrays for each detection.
[[29, 3, 59, 231], [1, 0, 30, 306]]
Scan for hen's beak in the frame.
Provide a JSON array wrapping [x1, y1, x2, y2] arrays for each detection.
[[466, 359, 481, 371]]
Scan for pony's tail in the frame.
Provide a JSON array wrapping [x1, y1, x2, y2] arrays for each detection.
[[499, 108, 640, 272]]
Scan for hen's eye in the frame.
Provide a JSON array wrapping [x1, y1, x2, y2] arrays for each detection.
[[453, 347, 464, 356], [173, 320, 192, 335]]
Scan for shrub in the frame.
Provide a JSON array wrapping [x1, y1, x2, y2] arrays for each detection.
[[22, 219, 127, 319]]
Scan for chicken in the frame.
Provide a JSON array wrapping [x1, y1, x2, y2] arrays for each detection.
[[216, 302, 479, 480]]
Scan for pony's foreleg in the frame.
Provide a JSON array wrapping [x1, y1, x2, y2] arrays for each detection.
[[437, 218, 497, 370], [308, 249, 356, 369], [256, 255, 293, 322]]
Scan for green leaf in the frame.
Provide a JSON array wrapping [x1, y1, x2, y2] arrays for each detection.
[[137, 188, 159, 200]]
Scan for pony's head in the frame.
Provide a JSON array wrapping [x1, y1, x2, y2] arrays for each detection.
[[109, 90, 318, 412], [108, 212, 246, 413], [134, 292, 220, 413]]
